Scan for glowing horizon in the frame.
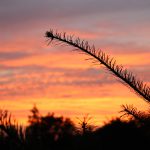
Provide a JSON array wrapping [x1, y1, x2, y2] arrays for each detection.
[[0, 0, 150, 126]]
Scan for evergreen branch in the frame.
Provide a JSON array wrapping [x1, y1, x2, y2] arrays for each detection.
[[45, 29, 150, 102], [120, 104, 150, 124]]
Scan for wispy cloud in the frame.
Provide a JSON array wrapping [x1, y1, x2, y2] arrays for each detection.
[[0, 0, 150, 125], [0, 51, 31, 60]]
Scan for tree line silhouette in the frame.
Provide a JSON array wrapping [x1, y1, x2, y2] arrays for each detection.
[[0, 105, 150, 150]]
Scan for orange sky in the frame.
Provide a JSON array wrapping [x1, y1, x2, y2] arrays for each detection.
[[0, 0, 150, 126]]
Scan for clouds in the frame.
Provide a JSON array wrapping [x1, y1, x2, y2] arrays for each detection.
[[0, 51, 31, 60], [1, 0, 150, 54], [1, 0, 150, 28], [0, 0, 150, 125], [0, 61, 149, 100], [0, 61, 124, 100], [0, 65, 115, 93]]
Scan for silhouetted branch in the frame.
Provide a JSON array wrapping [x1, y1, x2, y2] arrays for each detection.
[[45, 29, 150, 102], [120, 104, 150, 124]]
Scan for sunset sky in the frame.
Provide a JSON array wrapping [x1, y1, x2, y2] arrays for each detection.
[[0, 0, 150, 126]]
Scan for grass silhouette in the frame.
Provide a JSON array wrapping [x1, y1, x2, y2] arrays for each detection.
[[45, 29, 150, 103]]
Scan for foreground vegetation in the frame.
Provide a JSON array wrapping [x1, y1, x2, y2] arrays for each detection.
[[0, 105, 150, 150]]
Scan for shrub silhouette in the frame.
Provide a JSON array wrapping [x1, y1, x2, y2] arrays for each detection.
[[0, 106, 150, 150], [92, 118, 149, 149], [25, 106, 76, 150]]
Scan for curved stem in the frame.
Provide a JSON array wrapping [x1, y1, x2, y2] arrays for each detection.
[[45, 29, 150, 103]]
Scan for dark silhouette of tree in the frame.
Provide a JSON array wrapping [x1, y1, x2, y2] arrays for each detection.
[[25, 105, 76, 150], [92, 118, 149, 149], [28, 104, 40, 125], [76, 114, 95, 135]]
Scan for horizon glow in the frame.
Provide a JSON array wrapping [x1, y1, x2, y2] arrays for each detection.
[[0, 0, 150, 126]]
